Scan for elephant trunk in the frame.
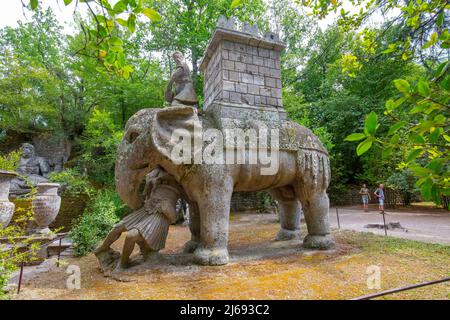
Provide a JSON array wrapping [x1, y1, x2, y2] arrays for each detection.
[[115, 161, 149, 210]]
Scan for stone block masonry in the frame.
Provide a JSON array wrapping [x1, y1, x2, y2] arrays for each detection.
[[200, 20, 286, 111]]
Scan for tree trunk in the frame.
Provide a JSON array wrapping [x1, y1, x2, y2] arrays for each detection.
[[191, 48, 199, 91]]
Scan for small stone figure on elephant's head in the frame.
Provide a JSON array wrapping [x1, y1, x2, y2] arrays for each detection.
[[164, 51, 198, 107], [95, 167, 183, 273], [9, 143, 51, 196]]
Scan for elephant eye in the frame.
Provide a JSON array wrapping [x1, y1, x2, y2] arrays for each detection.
[[126, 130, 140, 144]]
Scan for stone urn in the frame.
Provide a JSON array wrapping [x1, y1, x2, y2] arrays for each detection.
[[0, 170, 17, 228], [32, 183, 61, 234]]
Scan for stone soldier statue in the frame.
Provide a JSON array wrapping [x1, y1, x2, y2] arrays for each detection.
[[10, 143, 51, 196], [95, 167, 183, 272], [165, 51, 198, 107]]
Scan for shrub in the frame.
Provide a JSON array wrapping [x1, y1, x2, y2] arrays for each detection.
[[69, 189, 127, 256], [386, 170, 418, 206], [48, 168, 95, 198], [0, 150, 21, 171], [76, 109, 123, 186], [0, 223, 40, 299], [256, 192, 276, 213]]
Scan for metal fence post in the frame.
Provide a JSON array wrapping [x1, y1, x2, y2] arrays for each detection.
[[381, 210, 387, 236], [17, 260, 24, 294], [335, 207, 341, 229], [57, 237, 62, 267]]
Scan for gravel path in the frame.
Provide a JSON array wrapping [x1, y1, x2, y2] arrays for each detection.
[[329, 206, 450, 245]]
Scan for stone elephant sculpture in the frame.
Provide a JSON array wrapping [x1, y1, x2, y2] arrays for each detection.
[[115, 106, 334, 266]]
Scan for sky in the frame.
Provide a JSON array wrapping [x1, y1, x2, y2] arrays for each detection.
[[0, 1, 391, 34], [0, 1, 86, 32], [0, 0, 340, 32]]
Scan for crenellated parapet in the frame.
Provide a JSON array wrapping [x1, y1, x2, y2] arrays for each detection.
[[200, 16, 286, 114]]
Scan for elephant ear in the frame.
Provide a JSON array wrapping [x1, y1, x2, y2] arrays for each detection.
[[152, 106, 202, 163]]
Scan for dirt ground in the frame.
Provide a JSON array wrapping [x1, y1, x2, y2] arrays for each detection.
[[10, 213, 450, 300]]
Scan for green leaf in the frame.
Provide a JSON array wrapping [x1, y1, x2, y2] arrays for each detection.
[[109, 36, 123, 46], [409, 134, 425, 144], [437, 10, 444, 27], [440, 75, 450, 91], [30, 0, 38, 10], [423, 32, 438, 49], [231, 0, 243, 9], [406, 148, 422, 162], [127, 14, 136, 33], [115, 18, 127, 26], [409, 165, 429, 177], [385, 99, 395, 110], [435, 61, 449, 79], [419, 178, 433, 200], [142, 8, 161, 21], [390, 134, 400, 144], [105, 52, 116, 64], [63, 0, 73, 5], [434, 114, 446, 125], [109, 45, 124, 53], [113, 0, 127, 14], [356, 138, 373, 156], [417, 80, 430, 96], [393, 79, 410, 93], [410, 104, 427, 114], [429, 127, 442, 143], [439, 30, 450, 42], [427, 158, 444, 174], [387, 121, 406, 136], [385, 96, 407, 111], [117, 52, 126, 68], [344, 133, 367, 142], [382, 147, 393, 158], [381, 44, 396, 54], [364, 111, 378, 135], [393, 96, 407, 108]]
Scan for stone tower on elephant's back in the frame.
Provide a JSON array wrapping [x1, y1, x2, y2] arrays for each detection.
[[200, 16, 287, 124], [200, 17, 288, 213]]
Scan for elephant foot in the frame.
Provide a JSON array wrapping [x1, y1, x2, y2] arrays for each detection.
[[193, 247, 229, 266], [275, 228, 301, 241], [303, 234, 335, 250], [183, 240, 200, 253]]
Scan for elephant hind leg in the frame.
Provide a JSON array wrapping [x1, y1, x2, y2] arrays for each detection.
[[295, 185, 335, 250], [269, 186, 302, 241]]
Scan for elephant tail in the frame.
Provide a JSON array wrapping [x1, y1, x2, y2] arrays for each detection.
[[297, 149, 331, 191]]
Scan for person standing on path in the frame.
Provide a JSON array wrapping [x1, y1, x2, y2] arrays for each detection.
[[374, 184, 385, 212], [359, 184, 370, 212]]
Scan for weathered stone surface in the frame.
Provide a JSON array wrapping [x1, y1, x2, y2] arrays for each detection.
[[165, 52, 198, 107], [31, 183, 61, 235], [200, 18, 286, 110], [96, 167, 184, 271], [0, 170, 17, 228], [9, 143, 55, 197], [114, 105, 333, 266]]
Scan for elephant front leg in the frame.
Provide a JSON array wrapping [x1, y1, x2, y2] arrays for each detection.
[[193, 182, 232, 266], [299, 190, 335, 250]]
